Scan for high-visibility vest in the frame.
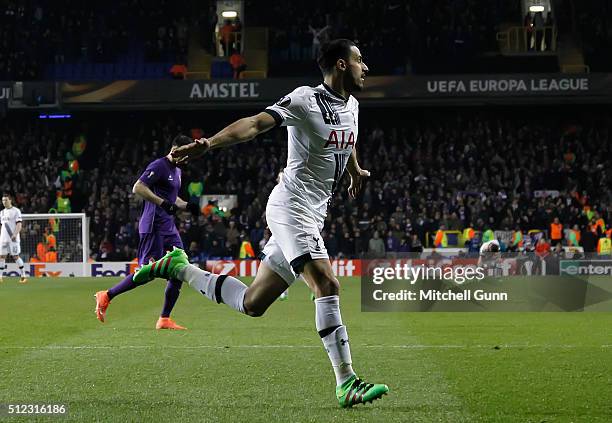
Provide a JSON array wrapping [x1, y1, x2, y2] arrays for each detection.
[[188, 182, 203, 198], [462, 228, 475, 243], [46, 234, 57, 249], [239, 241, 255, 258], [57, 197, 71, 213], [482, 229, 495, 243], [434, 230, 448, 248], [72, 135, 87, 157], [595, 218, 606, 233], [550, 223, 563, 240], [568, 230, 580, 246], [36, 242, 47, 261], [45, 250, 58, 263], [597, 238, 612, 255], [512, 231, 523, 247]]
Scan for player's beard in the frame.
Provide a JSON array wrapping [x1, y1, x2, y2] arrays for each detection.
[[343, 72, 362, 93]]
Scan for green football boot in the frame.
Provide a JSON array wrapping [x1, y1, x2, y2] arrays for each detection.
[[133, 247, 189, 284], [336, 375, 389, 408]]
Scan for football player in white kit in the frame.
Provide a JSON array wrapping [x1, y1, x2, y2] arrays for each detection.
[[0, 194, 27, 283], [134, 39, 389, 407]]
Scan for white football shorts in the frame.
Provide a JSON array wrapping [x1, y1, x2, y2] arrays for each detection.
[[0, 241, 21, 256], [261, 200, 328, 285]]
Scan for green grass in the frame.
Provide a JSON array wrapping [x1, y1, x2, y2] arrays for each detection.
[[1, 276, 611, 422]]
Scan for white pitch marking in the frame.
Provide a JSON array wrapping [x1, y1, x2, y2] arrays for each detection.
[[1, 344, 610, 350]]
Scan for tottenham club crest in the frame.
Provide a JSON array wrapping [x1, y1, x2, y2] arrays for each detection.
[[312, 235, 322, 252]]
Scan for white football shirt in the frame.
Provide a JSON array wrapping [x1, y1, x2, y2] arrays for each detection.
[[265, 83, 359, 223], [0, 206, 22, 243]]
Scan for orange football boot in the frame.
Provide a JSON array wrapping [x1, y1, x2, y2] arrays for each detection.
[[95, 291, 111, 323], [156, 317, 187, 330]]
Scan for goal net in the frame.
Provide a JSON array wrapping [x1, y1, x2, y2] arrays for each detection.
[[19, 213, 89, 275]]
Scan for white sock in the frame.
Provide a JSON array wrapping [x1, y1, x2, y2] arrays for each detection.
[[0, 258, 5, 275], [315, 295, 356, 386], [178, 264, 247, 314], [15, 257, 25, 277]]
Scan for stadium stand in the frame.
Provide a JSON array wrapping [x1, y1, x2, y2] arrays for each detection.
[[2, 0, 611, 81], [0, 0, 193, 81]]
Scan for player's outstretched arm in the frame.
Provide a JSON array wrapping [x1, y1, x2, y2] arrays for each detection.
[[346, 148, 370, 199], [172, 112, 277, 162]]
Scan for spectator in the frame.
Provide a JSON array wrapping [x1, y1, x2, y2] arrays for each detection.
[[533, 11, 545, 51], [219, 20, 236, 56], [239, 234, 255, 258], [368, 231, 385, 255], [229, 49, 246, 79], [385, 230, 400, 252], [410, 233, 423, 252], [535, 237, 551, 257], [170, 61, 188, 80], [308, 24, 331, 60], [550, 217, 563, 246]]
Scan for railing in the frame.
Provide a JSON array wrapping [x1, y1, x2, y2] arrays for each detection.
[[560, 64, 590, 74], [239, 70, 267, 79], [496, 26, 557, 53]]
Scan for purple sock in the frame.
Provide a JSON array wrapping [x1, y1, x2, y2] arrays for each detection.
[[107, 274, 138, 300], [160, 279, 183, 318]]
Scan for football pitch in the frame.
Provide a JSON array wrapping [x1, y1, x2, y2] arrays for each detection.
[[1, 277, 611, 422]]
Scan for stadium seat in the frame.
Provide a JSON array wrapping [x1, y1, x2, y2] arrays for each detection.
[[83, 63, 96, 80], [72, 63, 84, 80], [45, 65, 56, 80], [211, 60, 233, 79]]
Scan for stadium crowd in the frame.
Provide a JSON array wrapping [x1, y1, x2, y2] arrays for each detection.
[[252, 0, 519, 75], [1, 108, 611, 261], [578, 0, 612, 72], [2, 0, 611, 81], [0, 0, 192, 81]]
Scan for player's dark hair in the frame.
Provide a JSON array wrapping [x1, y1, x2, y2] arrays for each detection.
[[317, 39, 356, 74], [172, 134, 193, 147], [2, 193, 11, 199]]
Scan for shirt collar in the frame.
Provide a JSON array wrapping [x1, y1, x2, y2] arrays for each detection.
[[322, 82, 349, 102]]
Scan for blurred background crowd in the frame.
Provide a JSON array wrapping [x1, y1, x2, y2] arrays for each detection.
[[1, 107, 610, 261], [2, 0, 611, 80]]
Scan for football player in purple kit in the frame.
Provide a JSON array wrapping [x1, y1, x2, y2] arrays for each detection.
[[94, 134, 200, 330]]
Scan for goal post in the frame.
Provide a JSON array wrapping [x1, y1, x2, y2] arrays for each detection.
[[20, 213, 89, 276]]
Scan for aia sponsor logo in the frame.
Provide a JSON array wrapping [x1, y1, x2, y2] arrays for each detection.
[[324, 130, 355, 149]]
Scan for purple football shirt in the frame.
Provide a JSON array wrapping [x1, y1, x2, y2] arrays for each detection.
[[137, 157, 182, 234]]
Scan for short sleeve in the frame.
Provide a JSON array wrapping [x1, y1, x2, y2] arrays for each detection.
[[15, 209, 22, 222], [138, 160, 161, 187], [264, 86, 311, 127]]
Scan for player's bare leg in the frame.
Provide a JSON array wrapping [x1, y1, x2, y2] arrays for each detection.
[[242, 262, 290, 316], [301, 259, 389, 407], [177, 259, 288, 316]]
